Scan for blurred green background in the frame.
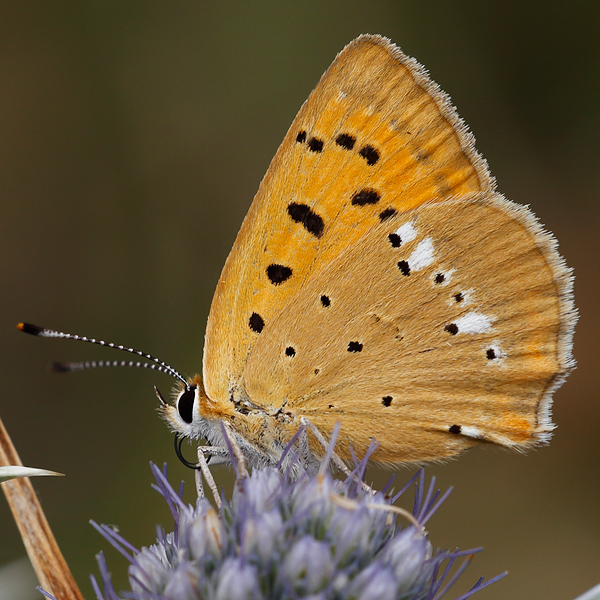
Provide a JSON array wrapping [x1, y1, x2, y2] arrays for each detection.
[[0, 2, 598, 599]]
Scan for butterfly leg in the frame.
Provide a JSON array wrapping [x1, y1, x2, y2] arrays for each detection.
[[300, 417, 373, 493], [222, 421, 249, 486], [196, 445, 222, 507], [199, 446, 231, 461], [194, 466, 204, 500], [297, 426, 311, 471]]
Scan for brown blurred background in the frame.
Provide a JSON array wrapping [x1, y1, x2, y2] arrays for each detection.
[[0, 2, 598, 599]]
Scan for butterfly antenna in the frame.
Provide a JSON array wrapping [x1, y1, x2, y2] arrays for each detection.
[[17, 322, 189, 388]]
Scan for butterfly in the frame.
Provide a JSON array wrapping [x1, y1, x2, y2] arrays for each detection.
[[21, 34, 576, 470], [156, 32, 576, 468]]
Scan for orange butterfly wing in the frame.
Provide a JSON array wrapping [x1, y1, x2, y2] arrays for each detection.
[[240, 193, 574, 462], [203, 35, 492, 406]]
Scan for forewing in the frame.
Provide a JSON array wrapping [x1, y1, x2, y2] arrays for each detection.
[[203, 35, 492, 403]]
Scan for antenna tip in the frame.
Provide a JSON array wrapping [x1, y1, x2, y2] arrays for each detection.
[[17, 322, 44, 336], [50, 362, 73, 373]]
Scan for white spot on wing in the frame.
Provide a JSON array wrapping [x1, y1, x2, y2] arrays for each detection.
[[395, 222, 417, 244], [461, 426, 485, 439], [454, 312, 494, 334], [408, 237, 435, 271]]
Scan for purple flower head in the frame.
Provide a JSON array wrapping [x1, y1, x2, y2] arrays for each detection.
[[91, 456, 506, 600]]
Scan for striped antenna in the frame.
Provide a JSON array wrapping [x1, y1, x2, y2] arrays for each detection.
[[17, 322, 189, 388]]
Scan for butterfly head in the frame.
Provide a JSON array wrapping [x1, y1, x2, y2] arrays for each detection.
[[158, 374, 233, 442]]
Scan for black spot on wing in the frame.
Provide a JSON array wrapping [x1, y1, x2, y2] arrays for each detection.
[[347, 341, 363, 352], [379, 208, 397, 221], [249, 313, 264, 333], [287, 203, 324, 238], [359, 144, 380, 165], [351, 189, 380, 206], [296, 130, 307, 143], [449, 424, 461, 434], [382, 396, 393, 407], [388, 233, 401, 248], [307, 137, 324, 152], [335, 133, 356, 150], [266, 264, 292, 285], [397, 260, 410, 276], [444, 323, 458, 335]]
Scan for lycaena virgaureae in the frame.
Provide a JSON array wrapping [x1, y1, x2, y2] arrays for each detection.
[[19, 35, 576, 470]]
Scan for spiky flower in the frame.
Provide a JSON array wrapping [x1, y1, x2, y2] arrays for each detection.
[[90, 442, 504, 600]]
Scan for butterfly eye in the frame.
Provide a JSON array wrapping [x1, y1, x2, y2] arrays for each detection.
[[177, 387, 196, 424]]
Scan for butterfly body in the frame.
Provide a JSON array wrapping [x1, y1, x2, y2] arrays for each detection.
[[161, 35, 575, 468]]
